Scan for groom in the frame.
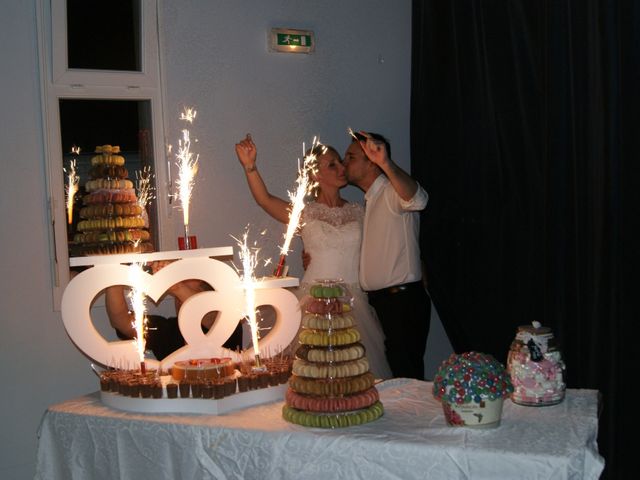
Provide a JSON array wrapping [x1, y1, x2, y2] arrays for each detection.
[[343, 132, 431, 380]]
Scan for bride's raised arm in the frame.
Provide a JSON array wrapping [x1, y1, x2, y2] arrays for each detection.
[[235, 134, 290, 224]]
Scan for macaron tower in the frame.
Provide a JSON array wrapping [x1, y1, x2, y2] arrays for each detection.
[[282, 280, 384, 428], [73, 145, 152, 255]]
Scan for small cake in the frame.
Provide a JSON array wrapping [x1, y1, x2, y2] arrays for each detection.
[[433, 351, 513, 428], [171, 357, 235, 382], [166, 382, 178, 399], [283, 280, 384, 428]]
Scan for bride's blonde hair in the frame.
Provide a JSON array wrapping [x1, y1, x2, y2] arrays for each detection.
[[305, 144, 341, 198]]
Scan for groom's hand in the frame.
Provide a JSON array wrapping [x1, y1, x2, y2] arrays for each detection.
[[359, 134, 390, 170]]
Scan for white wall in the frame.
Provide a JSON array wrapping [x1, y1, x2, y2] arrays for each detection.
[[159, 0, 415, 258], [0, 1, 450, 478]]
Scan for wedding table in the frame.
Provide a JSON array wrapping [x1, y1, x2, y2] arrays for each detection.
[[35, 378, 604, 480]]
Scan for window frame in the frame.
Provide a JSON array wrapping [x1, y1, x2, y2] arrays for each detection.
[[37, 0, 174, 310], [51, 0, 158, 87]]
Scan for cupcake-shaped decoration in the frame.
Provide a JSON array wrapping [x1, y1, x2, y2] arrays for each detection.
[[433, 352, 513, 428], [507, 321, 566, 406]]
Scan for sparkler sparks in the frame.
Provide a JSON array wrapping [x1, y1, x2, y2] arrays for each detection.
[[233, 229, 263, 366], [128, 262, 148, 372], [274, 138, 321, 276], [347, 126, 358, 141], [180, 108, 197, 124], [174, 107, 200, 246], [65, 158, 80, 225], [347, 127, 372, 141], [135, 165, 155, 211], [134, 166, 154, 251]]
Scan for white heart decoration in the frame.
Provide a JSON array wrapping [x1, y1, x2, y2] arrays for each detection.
[[61, 257, 301, 369]]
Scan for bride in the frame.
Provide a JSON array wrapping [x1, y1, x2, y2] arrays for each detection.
[[235, 134, 392, 379]]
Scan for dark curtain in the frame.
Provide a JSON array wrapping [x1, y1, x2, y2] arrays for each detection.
[[411, 1, 637, 478]]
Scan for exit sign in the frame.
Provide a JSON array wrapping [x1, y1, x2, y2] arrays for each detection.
[[269, 28, 315, 54], [276, 33, 311, 47]]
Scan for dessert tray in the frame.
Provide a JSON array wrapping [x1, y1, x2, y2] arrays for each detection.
[[101, 377, 288, 415]]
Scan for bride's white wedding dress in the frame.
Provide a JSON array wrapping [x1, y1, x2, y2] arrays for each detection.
[[297, 201, 392, 380]]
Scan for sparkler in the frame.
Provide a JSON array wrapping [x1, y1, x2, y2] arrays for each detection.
[[174, 107, 199, 249], [65, 155, 80, 225], [128, 262, 148, 374], [274, 138, 321, 277], [347, 127, 374, 141], [135, 165, 155, 245], [347, 127, 379, 149], [135, 165, 155, 211], [235, 229, 264, 369], [347, 126, 359, 141]]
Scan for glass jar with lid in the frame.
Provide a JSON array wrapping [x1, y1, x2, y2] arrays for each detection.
[[507, 321, 566, 406]]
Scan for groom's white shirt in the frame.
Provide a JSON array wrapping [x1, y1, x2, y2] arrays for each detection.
[[359, 175, 428, 291]]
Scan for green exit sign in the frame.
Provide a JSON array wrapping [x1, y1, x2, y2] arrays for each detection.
[[270, 28, 315, 54], [276, 33, 312, 47]]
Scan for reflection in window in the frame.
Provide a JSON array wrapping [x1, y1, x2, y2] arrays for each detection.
[[66, 0, 141, 71], [60, 99, 158, 260]]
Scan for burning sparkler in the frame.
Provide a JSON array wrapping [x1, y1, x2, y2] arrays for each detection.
[[174, 107, 199, 249], [348, 127, 380, 147], [128, 262, 148, 374], [348, 126, 376, 142], [234, 229, 264, 369], [273, 138, 321, 277], [135, 165, 155, 242], [65, 156, 80, 225], [136, 165, 155, 211]]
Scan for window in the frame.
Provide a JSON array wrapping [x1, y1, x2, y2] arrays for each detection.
[[51, 0, 158, 87], [37, 0, 172, 309], [66, 0, 141, 72], [60, 98, 160, 258]]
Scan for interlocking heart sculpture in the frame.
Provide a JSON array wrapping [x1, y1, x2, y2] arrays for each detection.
[[62, 255, 300, 369]]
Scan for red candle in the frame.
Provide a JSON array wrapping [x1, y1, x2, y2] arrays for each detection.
[[178, 235, 198, 250]]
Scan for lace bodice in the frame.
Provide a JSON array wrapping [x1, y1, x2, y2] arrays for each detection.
[[300, 202, 364, 285]]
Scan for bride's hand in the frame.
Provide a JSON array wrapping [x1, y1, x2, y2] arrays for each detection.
[[235, 133, 257, 171]]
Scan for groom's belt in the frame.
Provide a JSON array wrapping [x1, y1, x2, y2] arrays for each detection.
[[366, 281, 424, 300]]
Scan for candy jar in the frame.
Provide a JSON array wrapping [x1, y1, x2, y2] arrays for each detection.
[[507, 321, 566, 406]]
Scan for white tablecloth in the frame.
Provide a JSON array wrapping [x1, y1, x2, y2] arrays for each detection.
[[35, 378, 604, 480]]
